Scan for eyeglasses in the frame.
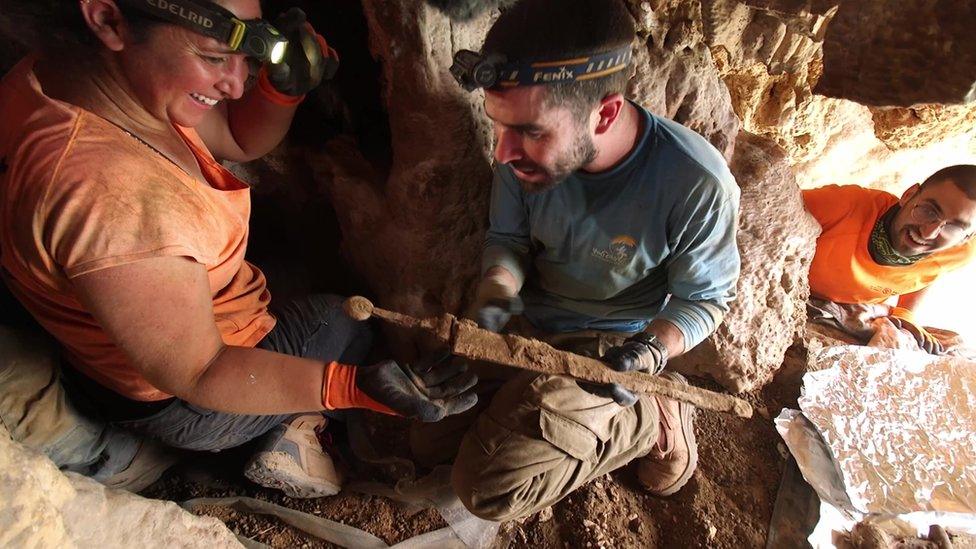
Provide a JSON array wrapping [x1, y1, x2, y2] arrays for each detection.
[[910, 203, 970, 240]]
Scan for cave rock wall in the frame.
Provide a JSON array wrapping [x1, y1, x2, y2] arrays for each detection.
[[670, 131, 820, 391]]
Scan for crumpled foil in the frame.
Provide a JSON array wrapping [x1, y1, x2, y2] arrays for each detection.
[[799, 346, 976, 515]]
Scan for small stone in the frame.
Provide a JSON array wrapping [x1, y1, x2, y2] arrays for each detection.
[[776, 442, 789, 459], [535, 506, 553, 523], [708, 525, 718, 539], [628, 514, 641, 532], [583, 519, 597, 529]]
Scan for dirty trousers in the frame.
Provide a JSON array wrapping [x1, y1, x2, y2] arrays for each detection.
[[411, 329, 662, 522], [0, 326, 140, 480]]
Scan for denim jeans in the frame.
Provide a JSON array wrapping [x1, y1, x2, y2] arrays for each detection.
[[109, 294, 373, 452]]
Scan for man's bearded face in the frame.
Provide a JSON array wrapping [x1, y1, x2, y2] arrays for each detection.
[[889, 179, 976, 256], [507, 130, 597, 193], [485, 87, 598, 193]]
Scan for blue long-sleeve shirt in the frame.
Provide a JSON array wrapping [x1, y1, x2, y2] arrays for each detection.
[[483, 105, 740, 349]]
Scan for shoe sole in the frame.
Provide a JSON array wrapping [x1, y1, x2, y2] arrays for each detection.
[[653, 372, 699, 497], [244, 451, 341, 499]]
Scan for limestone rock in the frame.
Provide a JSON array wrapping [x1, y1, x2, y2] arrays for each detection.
[[788, 96, 976, 192], [703, 0, 830, 137], [703, 0, 833, 75], [671, 131, 820, 392], [871, 104, 976, 151], [0, 425, 240, 548], [699, 1, 976, 197], [0, 424, 74, 547], [816, 2, 976, 106], [295, 1, 497, 356], [625, 0, 741, 159]]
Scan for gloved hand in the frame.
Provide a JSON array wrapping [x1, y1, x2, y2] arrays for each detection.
[[465, 275, 523, 333], [887, 316, 946, 355], [323, 354, 478, 422], [265, 8, 339, 97], [582, 333, 668, 407]]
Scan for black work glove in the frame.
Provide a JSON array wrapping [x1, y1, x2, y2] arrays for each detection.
[[465, 276, 523, 333], [356, 353, 479, 422], [582, 333, 668, 407], [266, 8, 339, 96]]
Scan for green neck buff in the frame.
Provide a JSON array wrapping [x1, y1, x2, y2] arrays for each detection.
[[868, 205, 928, 266]]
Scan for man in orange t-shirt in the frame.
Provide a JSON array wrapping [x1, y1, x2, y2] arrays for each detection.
[[803, 165, 976, 353]]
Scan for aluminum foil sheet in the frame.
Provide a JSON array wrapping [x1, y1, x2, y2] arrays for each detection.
[[799, 346, 976, 515]]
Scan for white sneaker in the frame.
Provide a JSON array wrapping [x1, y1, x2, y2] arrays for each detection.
[[244, 414, 343, 498]]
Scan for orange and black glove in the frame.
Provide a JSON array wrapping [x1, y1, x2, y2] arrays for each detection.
[[323, 354, 478, 422], [888, 308, 945, 355], [261, 8, 339, 99]]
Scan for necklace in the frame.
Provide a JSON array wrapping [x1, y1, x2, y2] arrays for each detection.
[[103, 119, 193, 178]]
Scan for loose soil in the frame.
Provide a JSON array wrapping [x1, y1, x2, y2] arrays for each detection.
[[144, 351, 807, 548]]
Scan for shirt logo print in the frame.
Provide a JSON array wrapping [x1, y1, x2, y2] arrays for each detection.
[[591, 235, 637, 267]]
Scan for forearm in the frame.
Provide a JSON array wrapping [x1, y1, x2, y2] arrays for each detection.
[[482, 244, 528, 289], [483, 265, 521, 294], [174, 345, 326, 415], [654, 297, 726, 352], [644, 318, 686, 358], [223, 91, 299, 160]]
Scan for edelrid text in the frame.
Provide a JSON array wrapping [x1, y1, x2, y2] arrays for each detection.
[[147, 0, 214, 28]]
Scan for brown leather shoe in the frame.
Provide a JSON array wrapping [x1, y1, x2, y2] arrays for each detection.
[[635, 372, 698, 496]]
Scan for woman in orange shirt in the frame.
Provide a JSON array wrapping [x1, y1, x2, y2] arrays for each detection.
[[0, 0, 475, 496]]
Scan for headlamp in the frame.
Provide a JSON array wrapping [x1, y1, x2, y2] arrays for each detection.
[[118, 0, 289, 64], [450, 46, 633, 91]]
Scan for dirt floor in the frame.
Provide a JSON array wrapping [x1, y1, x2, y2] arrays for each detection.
[[143, 347, 805, 549], [144, 340, 976, 549]]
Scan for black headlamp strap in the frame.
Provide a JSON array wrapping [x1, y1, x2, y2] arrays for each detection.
[[118, 0, 248, 51], [495, 46, 633, 88]]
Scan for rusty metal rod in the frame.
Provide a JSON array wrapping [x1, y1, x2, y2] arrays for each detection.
[[343, 296, 753, 418]]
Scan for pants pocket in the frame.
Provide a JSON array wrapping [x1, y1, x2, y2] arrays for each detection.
[[538, 407, 598, 463], [472, 412, 513, 458]]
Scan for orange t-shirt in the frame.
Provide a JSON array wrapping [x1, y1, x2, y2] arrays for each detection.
[[0, 57, 275, 401], [803, 184, 976, 305]]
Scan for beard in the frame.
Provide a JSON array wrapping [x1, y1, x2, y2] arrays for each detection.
[[511, 132, 598, 194]]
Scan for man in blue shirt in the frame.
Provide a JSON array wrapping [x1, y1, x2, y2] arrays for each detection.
[[416, 0, 741, 521]]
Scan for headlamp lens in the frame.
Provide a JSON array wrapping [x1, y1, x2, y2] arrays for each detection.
[[270, 40, 288, 64]]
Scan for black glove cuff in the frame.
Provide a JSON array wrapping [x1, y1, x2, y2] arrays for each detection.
[[627, 332, 669, 372]]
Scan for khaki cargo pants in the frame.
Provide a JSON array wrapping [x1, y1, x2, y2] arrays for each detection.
[[410, 323, 662, 521], [0, 327, 140, 480]]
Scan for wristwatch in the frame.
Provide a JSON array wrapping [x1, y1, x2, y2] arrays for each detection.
[[628, 331, 669, 373]]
